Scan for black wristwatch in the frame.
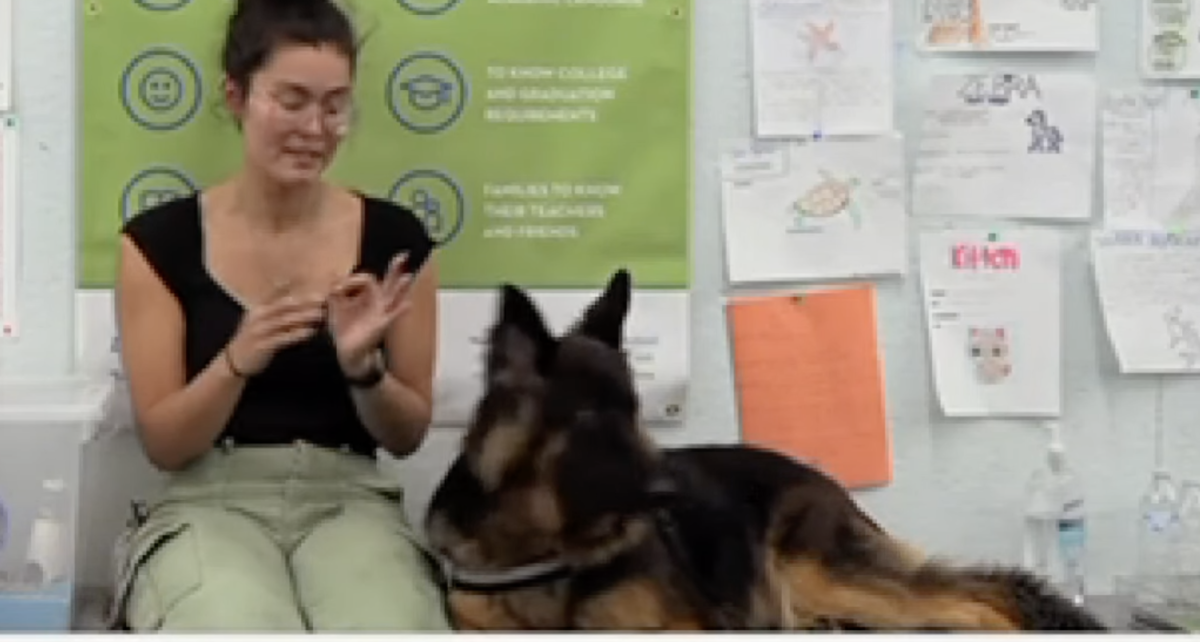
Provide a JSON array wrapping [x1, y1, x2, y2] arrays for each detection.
[[345, 350, 385, 389]]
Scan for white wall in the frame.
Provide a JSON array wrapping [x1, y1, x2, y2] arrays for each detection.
[[2, 0, 1198, 596]]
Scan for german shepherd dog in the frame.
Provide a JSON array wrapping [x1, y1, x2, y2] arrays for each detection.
[[423, 269, 1107, 631]]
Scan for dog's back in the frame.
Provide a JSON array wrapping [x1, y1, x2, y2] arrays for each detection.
[[659, 444, 1107, 631]]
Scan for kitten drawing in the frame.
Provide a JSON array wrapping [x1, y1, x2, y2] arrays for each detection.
[[969, 327, 1012, 384]]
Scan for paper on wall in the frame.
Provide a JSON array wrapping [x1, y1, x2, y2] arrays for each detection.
[[749, 0, 894, 138], [1, 116, 17, 338], [919, 228, 1062, 417], [433, 289, 690, 427], [0, 0, 11, 112], [1101, 87, 1200, 230], [75, 290, 122, 380], [719, 135, 908, 284], [1091, 230, 1200, 374], [918, 0, 1098, 52], [912, 71, 1096, 221], [1141, 0, 1200, 79], [727, 288, 893, 490]]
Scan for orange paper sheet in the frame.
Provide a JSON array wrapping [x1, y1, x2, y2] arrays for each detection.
[[727, 287, 892, 489]]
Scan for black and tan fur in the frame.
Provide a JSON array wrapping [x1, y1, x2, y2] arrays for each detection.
[[424, 269, 1106, 631]]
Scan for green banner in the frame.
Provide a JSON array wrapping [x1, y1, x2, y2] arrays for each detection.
[[80, 0, 692, 289]]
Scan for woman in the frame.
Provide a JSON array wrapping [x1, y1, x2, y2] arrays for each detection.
[[111, 0, 450, 631]]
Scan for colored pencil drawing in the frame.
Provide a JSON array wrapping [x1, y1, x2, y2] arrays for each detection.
[[968, 327, 1012, 385], [799, 19, 845, 67], [924, 0, 986, 47], [789, 169, 862, 232]]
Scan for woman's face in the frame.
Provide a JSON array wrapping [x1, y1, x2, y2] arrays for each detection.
[[230, 43, 354, 187]]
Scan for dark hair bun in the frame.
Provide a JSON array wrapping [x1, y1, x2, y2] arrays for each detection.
[[222, 0, 357, 89]]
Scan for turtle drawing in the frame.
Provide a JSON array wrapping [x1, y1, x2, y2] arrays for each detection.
[[791, 169, 862, 230]]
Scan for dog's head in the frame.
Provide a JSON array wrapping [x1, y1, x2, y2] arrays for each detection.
[[461, 268, 663, 555]]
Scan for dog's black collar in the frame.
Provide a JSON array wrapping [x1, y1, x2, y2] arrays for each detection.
[[440, 557, 572, 594]]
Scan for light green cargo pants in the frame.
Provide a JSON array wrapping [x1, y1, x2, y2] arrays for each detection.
[[109, 441, 451, 632]]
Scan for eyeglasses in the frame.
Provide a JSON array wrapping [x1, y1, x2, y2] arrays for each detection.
[[251, 87, 355, 135]]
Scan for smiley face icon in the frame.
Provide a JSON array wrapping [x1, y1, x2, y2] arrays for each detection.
[[388, 169, 466, 245], [120, 166, 198, 222], [387, 53, 468, 134], [397, 0, 462, 15], [121, 47, 202, 131]]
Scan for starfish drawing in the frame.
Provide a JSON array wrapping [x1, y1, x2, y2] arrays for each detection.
[[801, 20, 841, 63]]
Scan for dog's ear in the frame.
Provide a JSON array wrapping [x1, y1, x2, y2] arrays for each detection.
[[573, 268, 632, 349], [487, 284, 556, 377]]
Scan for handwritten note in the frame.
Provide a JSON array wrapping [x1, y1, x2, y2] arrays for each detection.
[[749, 0, 894, 138], [1, 116, 17, 337], [1141, 0, 1200, 79], [0, 0, 10, 112], [912, 72, 1096, 221], [1101, 87, 1200, 230], [719, 135, 908, 284], [1091, 230, 1200, 374], [919, 0, 1098, 52], [727, 287, 892, 490], [919, 229, 1062, 417]]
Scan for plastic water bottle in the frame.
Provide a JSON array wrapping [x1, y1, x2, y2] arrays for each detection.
[[1022, 466, 1057, 577], [1053, 465, 1088, 605], [1137, 469, 1180, 588], [1176, 481, 1200, 600]]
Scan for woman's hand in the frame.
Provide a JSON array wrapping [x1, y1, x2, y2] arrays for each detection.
[[225, 287, 326, 376], [327, 253, 414, 377]]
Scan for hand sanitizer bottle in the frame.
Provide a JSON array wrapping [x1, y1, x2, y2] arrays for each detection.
[[1045, 421, 1087, 606]]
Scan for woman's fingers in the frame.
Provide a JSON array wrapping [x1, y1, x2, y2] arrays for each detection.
[[332, 272, 376, 300]]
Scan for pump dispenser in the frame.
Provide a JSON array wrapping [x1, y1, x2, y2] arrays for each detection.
[[1023, 420, 1087, 604]]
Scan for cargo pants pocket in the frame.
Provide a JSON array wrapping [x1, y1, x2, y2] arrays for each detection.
[[107, 519, 201, 631]]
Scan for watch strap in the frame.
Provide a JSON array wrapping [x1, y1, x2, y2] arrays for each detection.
[[345, 351, 385, 389]]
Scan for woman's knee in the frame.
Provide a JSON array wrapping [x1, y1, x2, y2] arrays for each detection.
[[291, 503, 451, 630], [119, 507, 306, 632]]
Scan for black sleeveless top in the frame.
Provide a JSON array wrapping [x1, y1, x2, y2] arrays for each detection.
[[120, 193, 435, 458]]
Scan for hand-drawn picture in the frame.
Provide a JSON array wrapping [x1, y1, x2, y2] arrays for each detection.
[[968, 326, 1012, 384], [1163, 305, 1200, 368], [1148, 0, 1192, 28], [799, 19, 844, 67], [789, 169, 862, 232], [1026, 109, 1064, 153], [1147, 30, 1188, 73], [923, 0, 986, 47]]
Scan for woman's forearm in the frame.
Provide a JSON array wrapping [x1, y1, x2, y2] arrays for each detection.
[[136, 351, 247, 471], [350, 373, 432, 458]]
